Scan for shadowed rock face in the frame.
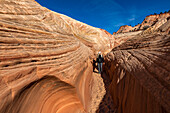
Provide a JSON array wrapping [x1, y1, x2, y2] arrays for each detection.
[[104, 31, 170, 113], [0, 0, 114, 113]]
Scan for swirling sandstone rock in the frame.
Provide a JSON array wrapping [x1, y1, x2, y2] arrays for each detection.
[[0, 0, 114, 113], [104, 30, 170, 113]]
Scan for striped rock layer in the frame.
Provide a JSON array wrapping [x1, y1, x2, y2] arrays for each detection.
[[0, 0, 114, 113], [105, 29, 170, 113]]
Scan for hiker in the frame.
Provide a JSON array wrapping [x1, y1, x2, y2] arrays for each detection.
[[96, 51, 104, 74]]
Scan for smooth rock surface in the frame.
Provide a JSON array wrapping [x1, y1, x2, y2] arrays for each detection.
[[0, 0, 114, 113]]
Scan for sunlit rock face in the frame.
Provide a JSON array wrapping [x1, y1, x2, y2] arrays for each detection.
[[104, 22, 170, 113], [113, 13, 170, 50], [158, 19, 170, 33], [116, 25, 133, 33], [0, 0, 114, 113], [116, 13, 170, 34], [140, 13, 170, 30]]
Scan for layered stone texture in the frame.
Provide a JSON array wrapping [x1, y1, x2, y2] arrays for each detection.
[[113, 31, 142, 47], [159, 19, 170, 33], [115, 13, 170, 34], [0, 0, 114, 113], [140, 13, 170, 30], [104, 27, 170, 113], [1, 0, 169, 113]]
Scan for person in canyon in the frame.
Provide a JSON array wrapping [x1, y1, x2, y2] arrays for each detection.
[[96, 51, 104, 74]]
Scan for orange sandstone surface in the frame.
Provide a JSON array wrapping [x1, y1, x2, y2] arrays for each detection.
[[0, 0, 170, 113], [0, 0, 114, 113], [104, 21, 170, 113]]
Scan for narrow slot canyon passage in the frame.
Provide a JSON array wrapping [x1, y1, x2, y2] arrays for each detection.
[[96, 71, 115, 113], [0, 0, 169, 113], [91, 63, 115, 113], [96, 32, 170, 113]]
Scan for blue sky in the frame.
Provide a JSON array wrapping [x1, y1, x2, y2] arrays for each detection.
[[36, 0, 170, 34]]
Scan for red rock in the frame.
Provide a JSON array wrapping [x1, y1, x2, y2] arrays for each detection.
[[0, 0, 114, 113], [1, 0, 169, 113], [104, 27, 170, 113]]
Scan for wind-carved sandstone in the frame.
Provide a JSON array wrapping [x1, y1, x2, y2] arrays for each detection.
[[0, 0, 169, 113], [104, 20, 170, 113], [0, 0, 114, 113]]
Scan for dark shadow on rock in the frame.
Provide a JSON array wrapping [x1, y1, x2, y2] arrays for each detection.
[[93, 59, 98, 72], [96, 71, 115, 113]]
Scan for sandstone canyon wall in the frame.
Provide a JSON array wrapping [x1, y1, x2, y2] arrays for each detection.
[[0, 0, 170, 113], [104, 21, 170, 113], [0, 0, 114, 113]]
